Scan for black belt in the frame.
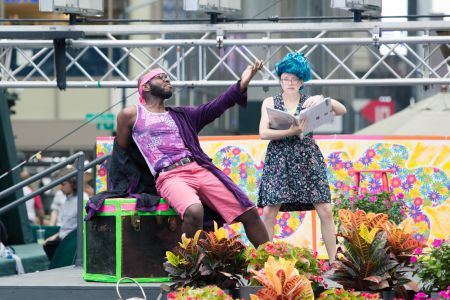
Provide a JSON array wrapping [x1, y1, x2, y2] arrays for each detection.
[[159, 157, 194, 173]]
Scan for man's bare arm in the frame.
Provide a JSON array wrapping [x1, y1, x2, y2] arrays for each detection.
[[116, 106, 137, 149]]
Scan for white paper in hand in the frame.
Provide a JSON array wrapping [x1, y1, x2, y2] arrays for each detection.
[[267, 97, 334, 133], [299, 97, 334, 134], [266, 107, 297, 130]]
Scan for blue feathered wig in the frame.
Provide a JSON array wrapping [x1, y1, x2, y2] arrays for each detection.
[[275, 52, 311, 82]]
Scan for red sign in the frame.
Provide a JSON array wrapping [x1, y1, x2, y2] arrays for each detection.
[[361, 100, 395, 123]]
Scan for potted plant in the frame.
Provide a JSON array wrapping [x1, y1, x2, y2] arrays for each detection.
[[412, 239, 450, 296], [164, 222, 248, 292], [249, 256, 314, 300], [333, 188, 407, 226], [328, 209, 412, 300], [198, 222, 248, 290], [245, 241, 326, 291], [318, 288, 380, 299], [167, 285, 234, 300], [382, 218, 427, 265]]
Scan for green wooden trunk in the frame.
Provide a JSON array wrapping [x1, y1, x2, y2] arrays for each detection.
[[83, 198, 181, 283]]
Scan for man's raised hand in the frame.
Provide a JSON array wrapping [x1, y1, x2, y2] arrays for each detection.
[[240, 60, 263, 92]]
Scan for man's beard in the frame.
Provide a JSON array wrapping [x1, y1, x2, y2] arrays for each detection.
[[150, 83, 172, 99]]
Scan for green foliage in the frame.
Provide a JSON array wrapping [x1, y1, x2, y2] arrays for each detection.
[[198, 229, 248, 289], [332, 210, 421, 294], [319, 288, 380, 299], [245, 241, 325, 288], [413, 240, 450, 293], [163, 232, 206, 289], [163, 224, 248, 290], [167, 285, 233, 300], [333, 189, 407, 225], [330, 228, 400, 291]]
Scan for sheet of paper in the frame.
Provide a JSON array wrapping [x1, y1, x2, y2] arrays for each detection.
[[299, 97, 334, 134], [266, 97, 334, 133], [266, 107, 297, 130]]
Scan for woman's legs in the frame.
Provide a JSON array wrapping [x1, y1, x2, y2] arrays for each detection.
[[313, 202, 336, 262], [262, 204, 281, 241]]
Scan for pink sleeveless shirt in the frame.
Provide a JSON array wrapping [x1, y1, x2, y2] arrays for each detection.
[[132, 104, 192, 175]]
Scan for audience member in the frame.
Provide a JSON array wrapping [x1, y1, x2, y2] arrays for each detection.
[[43, 167, 87, 260], [20, 169, 45, 225]]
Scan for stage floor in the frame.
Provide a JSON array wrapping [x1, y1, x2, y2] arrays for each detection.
[[0, 266, 165, 300], [0, 265, 342, 300]]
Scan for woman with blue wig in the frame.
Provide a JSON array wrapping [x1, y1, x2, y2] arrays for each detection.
[[258, 52, 347, 262]]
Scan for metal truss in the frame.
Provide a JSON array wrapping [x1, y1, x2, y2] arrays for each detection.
[[1, 20, 450, 88]]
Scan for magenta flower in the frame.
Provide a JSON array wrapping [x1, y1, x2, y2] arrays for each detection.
[[414, 247, 423, 255], [432, 239, 444, 248], [414, 292, 428, 300], [410, 256, 417, 263], [370, 196, 377, 202], [397, 193, 404, 199]]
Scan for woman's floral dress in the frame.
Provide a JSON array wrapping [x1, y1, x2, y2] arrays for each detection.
[[258, 93, 331, 211]]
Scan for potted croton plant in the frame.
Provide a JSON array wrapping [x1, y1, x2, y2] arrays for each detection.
[[249, 256, 314, 300], [245, 240, 327, 296], [328, 209, 427, 300], [163, 222, 248, 294]]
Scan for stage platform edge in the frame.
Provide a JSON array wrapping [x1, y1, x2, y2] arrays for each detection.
[[0, 266, 166, 300]]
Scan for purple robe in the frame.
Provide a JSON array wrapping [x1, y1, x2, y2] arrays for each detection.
[[168, 81, 253, 208], [85, 81, 253, 220]]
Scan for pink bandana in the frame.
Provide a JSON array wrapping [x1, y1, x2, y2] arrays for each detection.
[[138, 68, 165, 104]]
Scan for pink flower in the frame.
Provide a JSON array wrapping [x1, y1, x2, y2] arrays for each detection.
[[410, 256, 417, 263], [414, 197, 423, 206], [407, 174, 417, 183], [397, 193, 404, 199], [414, 248, 423, 255], [432, 239, 444, 248], [358, 194, 365, 200], [370, 196, 377, 202], [391, 177, 401, 188], [414, 292, 429, 300], [415, 214, 424, 222]]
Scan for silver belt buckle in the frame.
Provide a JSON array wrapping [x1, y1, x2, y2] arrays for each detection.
[[180, 157, 190, 165]]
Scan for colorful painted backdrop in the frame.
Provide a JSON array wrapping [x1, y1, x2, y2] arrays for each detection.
[[96, 135, 450, 258]]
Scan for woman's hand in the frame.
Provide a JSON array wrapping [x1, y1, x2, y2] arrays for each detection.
[[288, 118, 306, 136], [302, 94, 324, 109]]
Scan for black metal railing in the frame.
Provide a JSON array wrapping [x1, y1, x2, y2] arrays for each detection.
[[0, 151, 111, 267]]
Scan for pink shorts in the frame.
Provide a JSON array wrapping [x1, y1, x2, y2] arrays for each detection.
[[155, 161, 253, 223]]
